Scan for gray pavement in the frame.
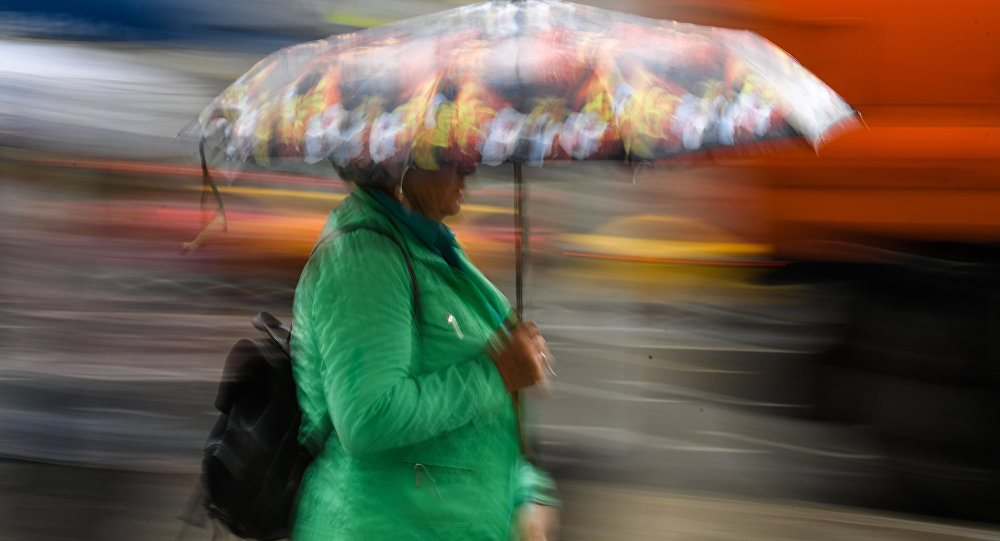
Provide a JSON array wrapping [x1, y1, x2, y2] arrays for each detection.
[[557, 482, 1000, 541], [4, 460, 1000, 541]]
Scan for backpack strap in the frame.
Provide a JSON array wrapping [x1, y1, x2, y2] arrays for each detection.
[[312, 225, 422, 319], [253, 311, 291, 355]]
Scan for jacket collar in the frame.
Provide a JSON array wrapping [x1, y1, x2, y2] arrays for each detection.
[[360, 186, 461, 268]]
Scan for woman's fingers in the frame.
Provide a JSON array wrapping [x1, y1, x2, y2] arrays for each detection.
[[515, 321, 556, 377], [508, 320, 556, 381], [531, 334, 556, 377], [519, 320, 540, 338]]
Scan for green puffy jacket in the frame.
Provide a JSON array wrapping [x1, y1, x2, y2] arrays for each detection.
[[290, 187, 557, 540]]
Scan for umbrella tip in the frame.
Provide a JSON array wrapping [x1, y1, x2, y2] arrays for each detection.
[[856, 111, 871, 131], [632, 160, 653, 185]]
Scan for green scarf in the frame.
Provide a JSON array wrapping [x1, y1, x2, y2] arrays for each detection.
[[363, 186, 462, 269]]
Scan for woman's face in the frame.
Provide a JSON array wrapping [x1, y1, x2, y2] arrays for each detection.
[[402, 164, 474, 222]]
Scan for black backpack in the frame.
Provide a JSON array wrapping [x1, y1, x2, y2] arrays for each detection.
[[198, 227, 419, 540], [201, 311, 309, 540]]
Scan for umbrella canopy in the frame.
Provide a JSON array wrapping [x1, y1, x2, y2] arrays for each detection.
[[180, 0, 860, 313], [181, 0, 857, 172]]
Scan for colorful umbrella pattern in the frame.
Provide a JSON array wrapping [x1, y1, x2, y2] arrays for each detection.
[[183, 0, 858, 171]]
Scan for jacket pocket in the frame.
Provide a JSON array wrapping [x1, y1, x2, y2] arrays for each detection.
[[379, 461, 483, 526], [401, 461, 476, 499]]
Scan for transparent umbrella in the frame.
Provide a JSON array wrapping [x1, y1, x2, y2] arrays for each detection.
[[180, 0, 859, 311]]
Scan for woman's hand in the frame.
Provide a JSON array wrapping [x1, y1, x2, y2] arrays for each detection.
[[489, 321, 553, 393], [518, 503, 561, 541]]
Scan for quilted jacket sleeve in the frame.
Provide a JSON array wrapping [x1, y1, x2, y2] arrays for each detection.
[[308, 230, 509, 455]]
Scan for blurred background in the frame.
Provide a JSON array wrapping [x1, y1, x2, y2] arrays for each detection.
[[1, 0, 999, 539]]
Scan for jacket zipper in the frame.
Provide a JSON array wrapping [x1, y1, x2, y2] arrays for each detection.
[[401, 461, 475, 473], [446, 314, 464, 339], [407, 462, 479, 500]]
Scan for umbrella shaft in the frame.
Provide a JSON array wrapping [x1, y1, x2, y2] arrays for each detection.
[[514, 163, 527, 314]]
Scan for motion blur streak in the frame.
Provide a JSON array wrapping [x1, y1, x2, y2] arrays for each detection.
[[1, 0, 999, 540]]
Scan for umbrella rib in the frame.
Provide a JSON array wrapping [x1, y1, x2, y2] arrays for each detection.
[[589, 40, 629, 163], [398, 31, 462, 169]]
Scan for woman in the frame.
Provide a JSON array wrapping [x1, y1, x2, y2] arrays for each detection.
[[290, 161, 560, 540]]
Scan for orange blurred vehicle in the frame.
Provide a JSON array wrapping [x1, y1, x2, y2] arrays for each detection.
[[639, 0, 1000, 519]]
